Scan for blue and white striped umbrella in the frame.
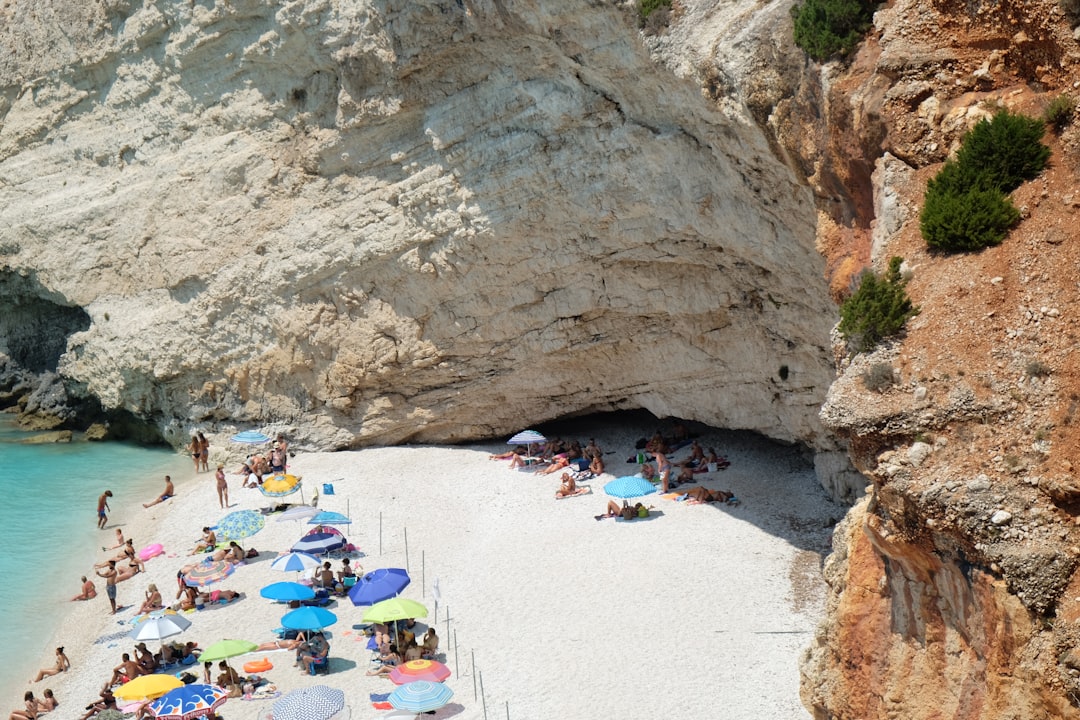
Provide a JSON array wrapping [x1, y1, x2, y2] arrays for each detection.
[[231, 430, 271, 444], [271, 685, 345, 720], [270, 552, 322, 573], [603, 475, 659, 499], [292, 532, 346, 555], [507, 429, 546, 445], [388, 680, 454, 713]]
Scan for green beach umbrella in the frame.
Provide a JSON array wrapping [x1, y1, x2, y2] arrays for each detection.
[[197, 638, 258, 663], [361, 597, 429, 624]]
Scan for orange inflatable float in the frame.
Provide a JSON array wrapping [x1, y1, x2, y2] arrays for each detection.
[[243, 658, 273, 673]]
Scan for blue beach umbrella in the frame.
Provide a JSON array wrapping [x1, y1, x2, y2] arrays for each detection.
[[603, 475, 658, 500], [232, 430, 271, 444], [308, 511, 352, 526], [388, 680, 454, 713], [260, 581, 316, 602], [281, 605, 338, 631], [292, 532, 346, 556], [348, 568, 411, 607], [270, 551, 322, 573], [217, 509, 265, 541], [148, 684, 228, 720]]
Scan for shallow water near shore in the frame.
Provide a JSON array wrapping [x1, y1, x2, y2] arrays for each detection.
[[0, 418, 189, 705]]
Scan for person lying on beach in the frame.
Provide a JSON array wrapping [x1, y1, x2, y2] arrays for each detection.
[[554, 473, 577, 499], [683, 487, 734, 504], [190, 527, 217, 555], [536, 455, 570, 475], [96, 539, 140, 568], [421, 628, 439, 658], [596, 500, 652, 520], [77, 685, 115, 720], [71, 577, 96, 602], [115, 561, 141, 583], [255, 632, 307, 652], [158, 641, 199, 667], [32, 648, 69, 683], [142, 476, 175, 508], [10, 690, 40, 720], [109, 653, 145, 686], [489, 446, 526, 461], [138, 584, 163, 614]]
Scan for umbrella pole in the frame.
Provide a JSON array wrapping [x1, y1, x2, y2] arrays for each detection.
[[480, 669, 488, 720], [472, 650, 477, 701], [454, 629, 459, 680]]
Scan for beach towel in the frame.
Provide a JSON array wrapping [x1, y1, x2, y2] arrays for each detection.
[[555, 487, 591, 500], [373, 701, 393, 710], [370, 693, 391, 702]]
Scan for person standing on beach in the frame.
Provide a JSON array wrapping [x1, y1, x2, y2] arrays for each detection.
[[198, 431, 210, 473], [96, 490, 112, 530], [143, 476, 175, 508], [96, 560, 119, 614], [215, 464, 229, 509]]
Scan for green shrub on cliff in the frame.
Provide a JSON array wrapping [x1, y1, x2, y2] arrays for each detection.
[[838, 257, 918, 353], [791, 0, 876, 61], [920, 110, 1049, 253], [638, 0, 672, 28]]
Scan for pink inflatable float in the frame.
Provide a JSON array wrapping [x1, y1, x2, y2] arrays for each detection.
[[139, 543, 164, 561]]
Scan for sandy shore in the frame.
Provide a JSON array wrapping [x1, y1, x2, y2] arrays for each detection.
[[22, 416, 841, 720]]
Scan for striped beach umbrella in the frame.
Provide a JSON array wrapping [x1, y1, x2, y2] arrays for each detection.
[[292, 532, 345, 555], [507, 429, 545, 445], [390, 659, 452, 685], [271, 685, 345, 720], [603, 475, 658, 499], [148, 684, 228, 720], [388, 680, 453, 713], [183, 559, 235, 587], [217, 509, 265, 540], [270, 551, 321, 573]]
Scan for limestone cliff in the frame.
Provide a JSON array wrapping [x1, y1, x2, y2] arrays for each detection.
[[0, 0, 858, 493]]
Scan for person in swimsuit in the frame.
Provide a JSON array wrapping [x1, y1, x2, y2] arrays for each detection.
[[36, 690, 56, 713], [215, 465, 229, 509], [96, 491, 112, 530], [31, 648, 69, 683], [187, 435, 201, 473], [198, 432, 210, 473], [255, 632, 306, 651], [138, 584, 163, 614], [71, 576, 96, 601], [10, 690, 39, 720], [554, 473, 577, 498], [95, 561, 118, 614], [143, 476, 175, 508], [654, 450, 672, 493], [191, 527, 217, 555]]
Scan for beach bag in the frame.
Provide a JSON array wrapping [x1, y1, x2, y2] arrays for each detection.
[[323, 483, 335, 495], [637, 506, 649, 518], [635, 452, 646, 464]]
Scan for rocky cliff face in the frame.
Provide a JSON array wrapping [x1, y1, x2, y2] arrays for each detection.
[[0, 0, 859, 491]]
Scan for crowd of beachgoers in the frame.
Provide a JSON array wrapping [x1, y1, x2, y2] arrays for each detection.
[[14, 416, 839, 720]]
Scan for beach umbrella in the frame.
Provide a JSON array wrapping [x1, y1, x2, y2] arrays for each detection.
[[604, 475, 659, 499], [388, 681, 454, 713], [281, 605, 338, 631], [507, 429, 546, 456], [292, 532, 345, 555], [259, 473, 302, 498], [308, 510, 351, 525], [232, 430, 270, 444], [197, 638, 258, 664], [113, 674, 184, 702], [305, 525, 344, 537], [183, 559, 235, 587], [131, 607, 182, 625], [148, 684, 228, 720], [270, 551, 321, 573], [348, 568, 411, 607], [260, 581, 316, 602], [128, 613, 191, 642], [217, 509, 265, 540], [362, 597, 429, 624], [271, 685, 345, 720], [275, 505, 321, 523], [390, 659, 452, 685]]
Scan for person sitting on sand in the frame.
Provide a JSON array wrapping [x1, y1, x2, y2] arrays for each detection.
[[554, 473, 577, 499], [255, 632, 307, 652], [585, 437, 602, 459], [32, 648, 69, 683], [489, 446, 526, 461], [104, 528, 125, 551], [366, 644, 401, 676], [71, 576, 96, 602], [683, 486, 734, 504], [212, 541, 244, 564], [316, 562, 335, 589], [421, 628, 439, 658], [216, 661, 240, 689], [536, 455, 571, 475], [402, 637, 423, 663], [96, 539, 140, 569], [115, 560, 141, 583], [109, 654, 145, 686], [143, 476, 175, 508], [36, 690, 56, 714], [77, 685, 115, 720], [191, 527, 217, 555], [134, 643, 158, 674], [176, 584, 199, 611], [138, 584, 163, 615], [338, 558, 357, 583], [10, 690, 40, 720], [589, 452, 605, 476]]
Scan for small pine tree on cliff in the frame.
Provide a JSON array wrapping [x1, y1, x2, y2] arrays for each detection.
[[838, 257, 919, 353]]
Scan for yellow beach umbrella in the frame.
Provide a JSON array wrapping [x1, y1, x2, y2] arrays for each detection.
[[259, 474, 302, 498], [113, 673, 184, 702]]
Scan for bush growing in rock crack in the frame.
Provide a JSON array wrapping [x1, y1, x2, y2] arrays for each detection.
[[861, 362, 896, 392], [921, 109, 1050, 252], [838, 256, 919, 353]]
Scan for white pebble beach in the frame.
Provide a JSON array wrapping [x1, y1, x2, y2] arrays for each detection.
[[21, 417, 840, 720]]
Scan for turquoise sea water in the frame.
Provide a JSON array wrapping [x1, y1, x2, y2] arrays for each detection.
[[0, 418, 190, 706]]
